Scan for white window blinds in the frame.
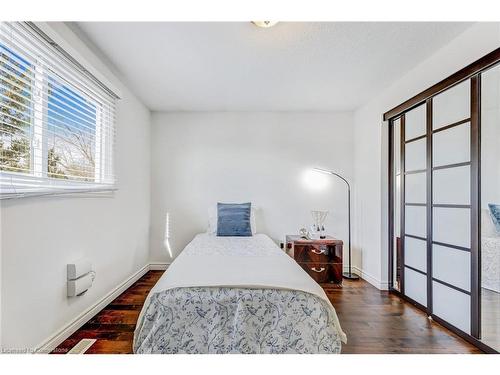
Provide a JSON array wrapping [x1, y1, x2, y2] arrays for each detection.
[[0, 22, 118, 199]]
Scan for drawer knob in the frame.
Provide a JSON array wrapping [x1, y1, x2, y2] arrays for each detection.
[[311, 267, 326, 273], [311, 248, 326, 255]]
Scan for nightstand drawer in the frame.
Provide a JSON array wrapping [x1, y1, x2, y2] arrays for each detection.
[[294, 244, 330, 263], [299, 262, 330, 283], [286, 235, 343, 285], [299, 262, 342, 284]]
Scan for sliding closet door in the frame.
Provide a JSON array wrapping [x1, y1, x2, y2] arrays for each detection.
[[389, 78, 480, 337], [431, 79, 477, 335], [480, 63, 500, 351], [388, 50, 500, 350], [402, 103, 428, 307]]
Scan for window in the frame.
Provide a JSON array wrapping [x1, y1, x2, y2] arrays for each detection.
[[0, 22, 117, 198], [46, 75, 98, 181], [0, 43, 33, 175]]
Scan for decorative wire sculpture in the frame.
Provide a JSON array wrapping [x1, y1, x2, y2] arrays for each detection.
[[311, 210, 328, 239]]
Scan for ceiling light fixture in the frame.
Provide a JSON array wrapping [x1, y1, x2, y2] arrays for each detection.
[[252, 21, 278, 28]]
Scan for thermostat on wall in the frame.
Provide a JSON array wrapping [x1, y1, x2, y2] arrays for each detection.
[[67, 259, 92, 280], [67, 258, 94, 297]]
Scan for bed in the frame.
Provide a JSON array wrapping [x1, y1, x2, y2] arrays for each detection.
[[133, 233, 346, 354], [482, 237, 500, 293], [482, 208, 500, 293]]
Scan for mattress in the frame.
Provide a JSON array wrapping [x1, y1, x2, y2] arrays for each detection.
[[133, 233, 345, 354]]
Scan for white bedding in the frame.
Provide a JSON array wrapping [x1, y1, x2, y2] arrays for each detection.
[[134, 233, 346, 353], [482, 237, 500, 293], [179, 233, 277, 257]]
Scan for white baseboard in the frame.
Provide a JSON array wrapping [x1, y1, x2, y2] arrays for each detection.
[[36, 262, 169, 354], [149, 262, 170, 270], [343, 265, 389, 290]]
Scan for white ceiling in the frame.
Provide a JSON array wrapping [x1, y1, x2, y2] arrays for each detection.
[[74, 22, 473, 112]]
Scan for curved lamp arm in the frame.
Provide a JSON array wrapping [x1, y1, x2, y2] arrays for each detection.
[[312, 167, 357, 279], [313, 167, 351, 190]]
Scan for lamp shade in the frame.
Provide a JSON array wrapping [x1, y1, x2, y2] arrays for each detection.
[[252, 21, 279, 28]]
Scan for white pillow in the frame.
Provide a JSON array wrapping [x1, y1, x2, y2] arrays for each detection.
[[208, 204, 257, 235], [482, 208, 500, 238]]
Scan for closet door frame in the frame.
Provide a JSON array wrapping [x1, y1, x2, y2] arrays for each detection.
[[386, 47, 500, 354], [388, 107, 431, 313]]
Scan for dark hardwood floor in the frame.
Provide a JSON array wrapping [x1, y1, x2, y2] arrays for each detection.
[[53, 271, 481, 354], [481, 288, 500, 351], [53, 271, 162, 354], [323, 281, 481, 354]]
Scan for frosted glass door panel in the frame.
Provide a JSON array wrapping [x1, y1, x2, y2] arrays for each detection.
[[433, 207, 471, 248], [405, 267, 427, 307], [395, 178, 400, 235], [405, 139, 426, 171], [433, 244, 471, 292], [405, 104, 426, 140], [394, 118, 401, 175], [405, 172, 426, 204], [432, 80, 470, 130], [433, 281, 471, 333], [405, 237, 427, 272], [405, 206, 427, 238], [480, 63, 500, 351], [433, 166, 471, 205], [433, 123, 471, 167]]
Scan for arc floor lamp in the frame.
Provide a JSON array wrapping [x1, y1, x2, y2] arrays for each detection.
[[313, 168, 359, 280]]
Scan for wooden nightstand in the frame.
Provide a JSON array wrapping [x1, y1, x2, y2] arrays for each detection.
[[286, 235, 343, 285]]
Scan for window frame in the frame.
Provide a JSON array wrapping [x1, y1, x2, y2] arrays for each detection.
[[0, 22, 118, 199]]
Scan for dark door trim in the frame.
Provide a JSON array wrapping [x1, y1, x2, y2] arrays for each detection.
[[426, 98, 433, 314], [388, 118, 395, 291], [383, 47, 500, 121], [470, 74, 481, 338]]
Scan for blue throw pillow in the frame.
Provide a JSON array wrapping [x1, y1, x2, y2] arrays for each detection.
[[488, 204, 500, 233], [217, 202, 252, 236]]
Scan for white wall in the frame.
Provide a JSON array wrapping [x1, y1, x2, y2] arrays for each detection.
[[0, 23, 151, 350], [150, 112, 354, 262], [481, 64, 500, 211], [353, 22, 500, 289]]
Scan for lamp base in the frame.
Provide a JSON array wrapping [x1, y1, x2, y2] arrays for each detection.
[[343, 272, 360, 280]]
